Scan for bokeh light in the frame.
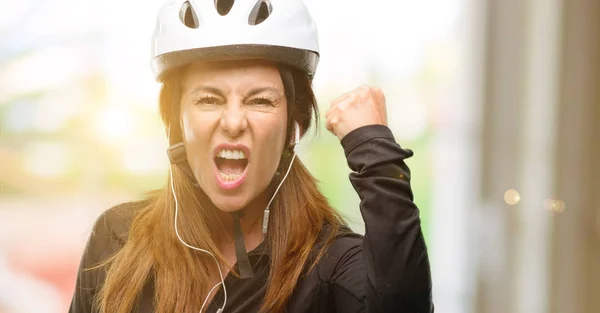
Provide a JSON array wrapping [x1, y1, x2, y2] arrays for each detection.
[[94, 106, 135, 143], [504, 189, 521, 205], [23, 143, 72, 178], [543, 198, 566, 213]]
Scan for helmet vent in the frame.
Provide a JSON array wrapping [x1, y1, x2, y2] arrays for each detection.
[[214, 0, 234, 16], [179, 1, 199, 28], [248, 0, 272, 25]]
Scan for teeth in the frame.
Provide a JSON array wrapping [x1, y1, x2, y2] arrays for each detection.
[[218, 171, 242, 182], [217, 149, 247, 160]]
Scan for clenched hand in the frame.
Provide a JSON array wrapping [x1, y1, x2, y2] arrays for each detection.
[[325, 85, 388, 140]]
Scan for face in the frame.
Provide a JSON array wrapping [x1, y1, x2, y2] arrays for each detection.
[[179, 60, 288, 212]]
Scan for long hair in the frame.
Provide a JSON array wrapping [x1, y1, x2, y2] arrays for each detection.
[[95, 66, 346, 313]]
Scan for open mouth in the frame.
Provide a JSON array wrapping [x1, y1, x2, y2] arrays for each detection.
[[214, 148, 249, 184]]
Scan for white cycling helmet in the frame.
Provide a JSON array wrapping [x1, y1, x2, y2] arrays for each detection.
[[151, 0, 320, 82]]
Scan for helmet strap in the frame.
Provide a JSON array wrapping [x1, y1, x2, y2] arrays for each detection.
[[233, 211, 255, 279]]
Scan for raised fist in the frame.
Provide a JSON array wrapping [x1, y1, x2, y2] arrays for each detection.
[[325, 85, 388, 140]]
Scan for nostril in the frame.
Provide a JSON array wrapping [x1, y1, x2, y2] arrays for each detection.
[[248, 0, 272, 25]]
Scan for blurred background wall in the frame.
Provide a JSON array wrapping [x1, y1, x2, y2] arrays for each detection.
[[0, 0, 598, 312], [475, 1, 600, 313]]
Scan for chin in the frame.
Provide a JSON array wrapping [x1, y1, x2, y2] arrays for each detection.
[[211, 194, 250, 213]]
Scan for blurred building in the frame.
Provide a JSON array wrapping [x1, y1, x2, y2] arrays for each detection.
[[473, 1, 600, 312]]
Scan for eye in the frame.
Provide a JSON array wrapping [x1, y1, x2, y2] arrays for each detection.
[[248, 97, 274, 106], [195, 96, 221, 105]]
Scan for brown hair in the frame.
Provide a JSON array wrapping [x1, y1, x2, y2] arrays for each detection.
[[94, 65, 346, 312]]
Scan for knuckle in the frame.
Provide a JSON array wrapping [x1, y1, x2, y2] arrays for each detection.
[[357, 85, 370, 95], [374, 89, 385, 102], [360, 84, 381, 99], [332, 93, 349, 106]]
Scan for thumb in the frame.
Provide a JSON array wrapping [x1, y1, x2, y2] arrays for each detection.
[[325, 117, 335, 133]]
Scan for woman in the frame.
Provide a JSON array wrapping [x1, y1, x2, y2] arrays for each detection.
[[69, 0, 433, 312]]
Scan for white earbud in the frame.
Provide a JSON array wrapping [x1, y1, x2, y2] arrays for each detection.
[[293, 121, 300, 151], [295, 122, 300, 144]]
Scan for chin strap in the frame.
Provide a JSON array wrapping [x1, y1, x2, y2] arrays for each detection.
[[233, 211, 254, 279], [166, 97, 198, 187], [166, 141, 198, 186]]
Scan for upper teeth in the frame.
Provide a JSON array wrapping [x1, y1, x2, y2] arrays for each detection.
[[218, 149, 247, 160]]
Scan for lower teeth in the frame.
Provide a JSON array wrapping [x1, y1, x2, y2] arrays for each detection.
[[219, 172, 241, 182]]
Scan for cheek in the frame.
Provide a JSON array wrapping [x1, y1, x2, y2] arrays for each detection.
[[268, 126, 285, 147], [180, 107, 198, 143], [254, 120, 287, 171], [180, 106, 216, 168], [181, 106, 219, 144]]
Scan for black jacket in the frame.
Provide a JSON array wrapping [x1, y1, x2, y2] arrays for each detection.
[[69, 125, 434, 313]]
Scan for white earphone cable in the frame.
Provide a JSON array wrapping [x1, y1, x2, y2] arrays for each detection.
[[262, 143, 298, 238], [170, 166, 227, 313], [201, 281, 225, 313]]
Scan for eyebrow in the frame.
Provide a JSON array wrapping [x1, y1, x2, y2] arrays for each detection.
[[190, 85, 226, 97], [245, 87, 283, 98]]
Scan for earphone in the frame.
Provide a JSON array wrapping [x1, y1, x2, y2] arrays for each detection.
[[262, 121, 300, 237], [169, 121, 301, 313], [293, 121, 300, 150], [170, 167, 227, 313]]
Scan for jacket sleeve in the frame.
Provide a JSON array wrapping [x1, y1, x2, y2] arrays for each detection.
[[331, 124, 433, 313], [69, 209, 128, 313]]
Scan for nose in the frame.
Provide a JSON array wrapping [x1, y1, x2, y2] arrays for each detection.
[[220, 103, 248, 138]]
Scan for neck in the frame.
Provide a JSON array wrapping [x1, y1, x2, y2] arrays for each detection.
[[216, 192, 270, 249]]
